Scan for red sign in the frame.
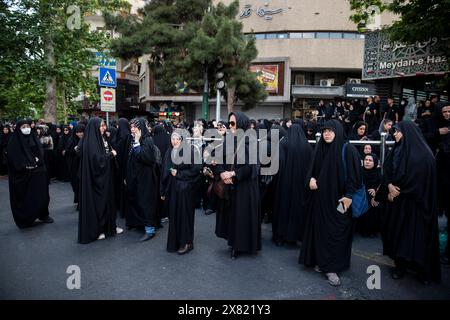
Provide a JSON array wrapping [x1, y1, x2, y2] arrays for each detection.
[[103, 90, 113, 101]]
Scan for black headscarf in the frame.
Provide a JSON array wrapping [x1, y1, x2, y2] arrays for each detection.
[[229, 111, 251, 130], [228, 111, 259, 178], [116, 118, 131, 142], [310, 119, 347, 187], [349, 121, 368, 140], [152, 124, 171, 159], [362, 153, 381, 189], [130, 118, 150, 141], [7, 119, 43, 171]]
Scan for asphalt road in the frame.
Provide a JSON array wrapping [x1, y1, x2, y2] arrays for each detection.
[[0, 176, 449, 300]]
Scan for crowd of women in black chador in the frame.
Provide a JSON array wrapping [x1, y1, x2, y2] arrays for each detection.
[[2, 98, 448, 285]]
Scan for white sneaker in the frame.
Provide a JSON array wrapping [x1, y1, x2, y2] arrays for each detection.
[[116, 227, 124, 235], [97, 233, 106, 240], [326, 273, 341, 286]]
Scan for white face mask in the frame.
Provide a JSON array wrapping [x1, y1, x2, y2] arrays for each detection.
[[21, 127, 31, 135]]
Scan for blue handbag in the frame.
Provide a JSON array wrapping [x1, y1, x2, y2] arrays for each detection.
[[341, 143, 369, 218]]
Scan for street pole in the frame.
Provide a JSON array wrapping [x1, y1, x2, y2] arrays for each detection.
[[106, 111, 109, 127], [216, 89, 221, 122], [202, 63, 209, 120]]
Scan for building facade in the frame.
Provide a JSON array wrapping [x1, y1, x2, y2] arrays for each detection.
[[137, 0, 399, 121]]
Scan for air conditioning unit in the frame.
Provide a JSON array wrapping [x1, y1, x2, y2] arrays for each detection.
[[320, 79, 333, 87], [348, 78, 361, 84]]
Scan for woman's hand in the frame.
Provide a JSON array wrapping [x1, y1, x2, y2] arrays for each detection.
[[161, 196, 166, 201], [134, 130, 141, 143], [387, 194, 395, 202], [370, 198, 379, 207], [171, 168, 177, 177], [339, 197, 352, 211], [368, 189, 376, 197], [309, 177, 318, 190], [388, 183, 400, 197], [220, 171, 234, 181], [111, 149, 117, 157]]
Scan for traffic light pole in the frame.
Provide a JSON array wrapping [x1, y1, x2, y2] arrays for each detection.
[[202, 63, 209, 120], [216, 89, 221, 122]]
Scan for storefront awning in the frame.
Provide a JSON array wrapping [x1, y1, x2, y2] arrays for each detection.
[[292, 85, 344, 98]]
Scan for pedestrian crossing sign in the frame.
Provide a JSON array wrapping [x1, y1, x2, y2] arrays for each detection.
[[99, 67, 117, 88]]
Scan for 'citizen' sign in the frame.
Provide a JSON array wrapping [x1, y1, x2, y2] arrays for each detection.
[[346, 83, 375, 98]]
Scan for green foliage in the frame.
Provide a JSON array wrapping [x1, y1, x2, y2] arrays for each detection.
[[348, 0, 450, 44], [0, 0, 127, 122]]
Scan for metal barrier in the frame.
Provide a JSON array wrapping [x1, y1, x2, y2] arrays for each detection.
[[309, 132, 395, 174], [186, 132, 395, 174]]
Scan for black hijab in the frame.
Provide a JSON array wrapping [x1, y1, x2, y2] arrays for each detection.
[[152, 124, 171, 158], [117, 118, 131, 142], [130, 118, 150, 141], [229, 111, 251, 131], [349, 121, 368, 140], [309, 119, 348, 192], [7, 119, 43, 170], [362, 153, 381, 189]]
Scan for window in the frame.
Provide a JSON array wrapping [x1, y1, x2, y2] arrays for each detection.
[[290, 33, 303, 39], [277, 33, 289, 39], [329, 32, 342, 39], [265, 33, 277, 39], [343, 33, 357, 39], [294, 74, 305, 85], [302, 32, 315, 39], [316, 32, 329, 39], [255, 34, 265, 40]]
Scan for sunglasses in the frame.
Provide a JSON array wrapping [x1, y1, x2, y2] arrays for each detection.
[[229, 121, 236, 127]]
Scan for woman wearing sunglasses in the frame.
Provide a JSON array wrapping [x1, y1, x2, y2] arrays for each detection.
[[213, 112, 261, 259]]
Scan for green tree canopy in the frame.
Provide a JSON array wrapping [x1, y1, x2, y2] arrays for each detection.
[[0, 0, 127, 123]]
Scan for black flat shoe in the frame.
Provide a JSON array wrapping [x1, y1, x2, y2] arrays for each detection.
[[139, 233, 155, 242], [177, 243, 193, 255], [204, 209, 214, 215], [38, 217, 54, 223], [231, 249, 238, 260]]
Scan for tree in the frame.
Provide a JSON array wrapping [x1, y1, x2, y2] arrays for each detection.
[[106, 0, 267, 116], [349, 0, 450, 44], [0, 0, 127, 123]]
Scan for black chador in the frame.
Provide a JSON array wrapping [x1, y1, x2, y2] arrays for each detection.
[[299, 120, 362, 276], [78, 117, 119, 244], [273, 123, 313, 244], [161, 132, 201, 254], [65, 124, 85, 204], [115, 118, 131, 218], [125, 118, 159, 240], [7, 120, 52, 228], [381, 121, 441, 283], [213, 112, 261, 259]]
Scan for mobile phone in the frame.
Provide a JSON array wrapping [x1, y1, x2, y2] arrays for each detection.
[[337, 202, 346, 214]]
